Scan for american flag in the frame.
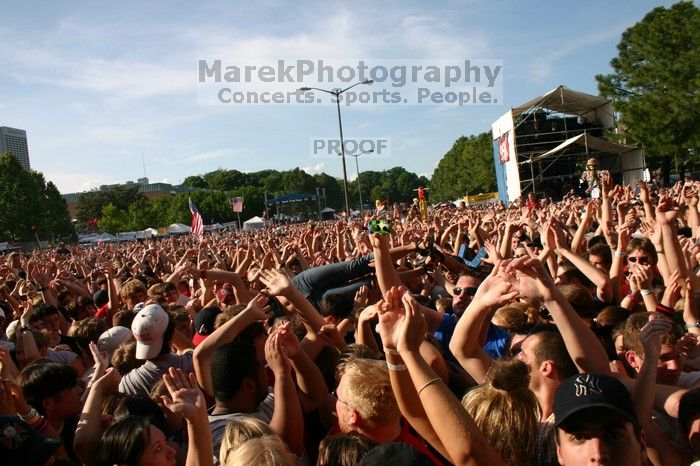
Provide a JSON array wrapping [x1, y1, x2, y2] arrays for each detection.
[[232, 197, 244, 213], [498, 132, 510, 164], [188, 197, 204, 239]]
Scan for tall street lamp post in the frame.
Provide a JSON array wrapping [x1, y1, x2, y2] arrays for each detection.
[[349, 148, 374, 214], [299, 80, 373, 216]]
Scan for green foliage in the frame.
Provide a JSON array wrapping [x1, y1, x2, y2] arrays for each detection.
[[429, 133, 496, 202], [182, 175, 209, 189], [76, 183, 145, 226], [73, 165, 426, 233], [0, 152, 73, 241], [596, 1, 700, 179]]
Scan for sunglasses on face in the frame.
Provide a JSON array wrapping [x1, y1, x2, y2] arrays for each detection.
[[627, 256, 651, 266], [453, 286, 478, 297]]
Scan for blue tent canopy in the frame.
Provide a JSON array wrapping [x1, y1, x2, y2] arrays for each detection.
[[266, 193, 317, 206]]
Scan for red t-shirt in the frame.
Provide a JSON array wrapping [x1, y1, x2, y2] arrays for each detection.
[[328, 418, 443, 465]]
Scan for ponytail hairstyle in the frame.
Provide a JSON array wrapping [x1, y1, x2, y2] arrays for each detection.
[[462, 359, 539, 465]]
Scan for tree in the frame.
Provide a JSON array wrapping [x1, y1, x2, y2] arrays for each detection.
[[99, 203, 129, 234], [182, 175, 209, 189], [429, 133, 496, 202], [76, 184, 145, 227], [314, 173, 344, 210], [596, 1, 700, 182], [0, 153, 73, 241]]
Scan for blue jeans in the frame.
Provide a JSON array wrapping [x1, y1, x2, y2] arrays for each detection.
[[292, 255, 374, 311]]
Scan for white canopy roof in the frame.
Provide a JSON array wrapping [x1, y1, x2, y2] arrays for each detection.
[[168, 223, 191, 233], [533, 133, 638, 161], [512, 85, 615, 128], [243, 216, 266, 230], [243, 216, 265, 224]]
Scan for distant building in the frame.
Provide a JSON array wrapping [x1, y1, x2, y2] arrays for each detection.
[[62, 180, 196, 220], [0, 126, 30, 170]]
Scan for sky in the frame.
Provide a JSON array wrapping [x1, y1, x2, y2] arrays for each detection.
[[0, 0, 678, 194]]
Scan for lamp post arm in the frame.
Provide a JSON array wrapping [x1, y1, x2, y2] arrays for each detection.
[[340, 81, 367, 94]]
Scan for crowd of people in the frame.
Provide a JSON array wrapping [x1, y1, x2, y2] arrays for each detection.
[[2, 176, 700, 465]]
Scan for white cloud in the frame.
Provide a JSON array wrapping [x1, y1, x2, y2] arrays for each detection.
[[179, 148, 246, 164], [302, 162, 325, 175]]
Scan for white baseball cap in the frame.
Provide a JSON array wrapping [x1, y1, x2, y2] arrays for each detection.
[[97, 326, 132, 359], [131, 304, 169, 360]]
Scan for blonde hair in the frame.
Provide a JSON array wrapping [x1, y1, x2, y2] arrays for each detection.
[[222, 435, 297, 466], [492, 302, 538, 334], [120, 279, 146, 302], [219, 416, 273, 465], [462, 359, 538, 465], [342, 359, 399, 428], [111, 338, 144, 375], [335, 344, 378, 385]]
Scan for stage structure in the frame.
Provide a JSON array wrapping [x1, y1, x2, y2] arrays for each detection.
[[491, 85, 645, 203], [265, 192, 318, 223]]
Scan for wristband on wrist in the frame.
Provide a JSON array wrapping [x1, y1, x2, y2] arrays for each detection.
[[384, 348, 400, 356], [386, 362, 407, 371], [640, 288, 655, 297], [626, 293, 639, 302], [686, 321, 700, 330], [19, 407, 37, 420], [655, 303, 675, 318], [615, 251, 625, 257]]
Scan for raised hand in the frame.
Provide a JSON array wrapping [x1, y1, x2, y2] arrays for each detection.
[[91, 367, 121, 394], [655, 195, 679, 225], [265, 331, 291, 376], [472, 261, 519, 308], [354, 285, 370, 309], [259, 268, 294, 296], [506, 257, 556, 303], [396, 291, 427, 354], [89, 341, 110, 381], [636, 180, 650, 204], [639, 316, 673, 361], [357, 304, 378, 325], [161, 368, 207, 422], [276, 321, 300, 359], [375, 286, 407, 350], [242, 293, 273, 321]]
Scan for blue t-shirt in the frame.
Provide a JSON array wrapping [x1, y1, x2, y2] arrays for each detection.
[[433, 313, 511, 363]]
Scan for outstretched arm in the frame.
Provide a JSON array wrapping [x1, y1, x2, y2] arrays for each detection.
[[192, 294, 271, 397], [449, 262, 518, 384], [397, 293, 506, 466], [508, 257, 611, 375]]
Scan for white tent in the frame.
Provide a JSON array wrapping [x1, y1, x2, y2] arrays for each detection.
[[243, 216, 266, 230], [511, 85, 615, 128], [168, 223, 191, 234], [533, 133, 645, 187], [91, 233, 118, 243]]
